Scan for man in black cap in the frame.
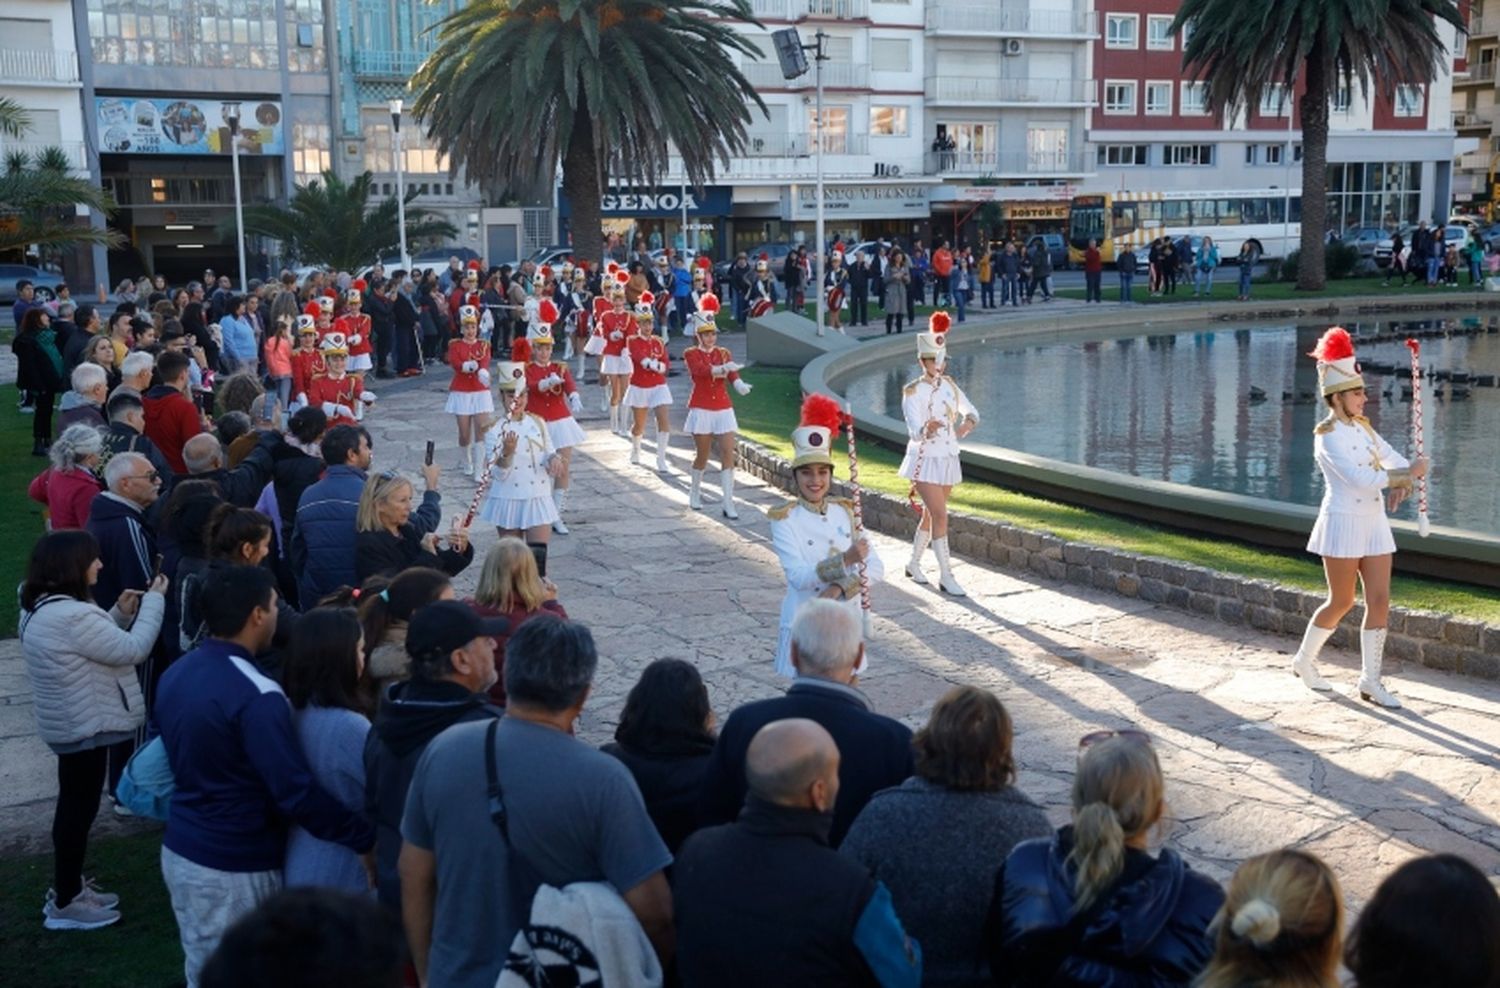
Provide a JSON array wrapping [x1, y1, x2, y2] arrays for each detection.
[[363, 601, 508, 936]]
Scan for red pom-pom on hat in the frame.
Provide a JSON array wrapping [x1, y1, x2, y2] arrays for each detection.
[[304, 301, 322, 317], [640, 291, 655, 305], [615, 270, 630, 285], [1309, 327, 1354, 362], [699, 293, 721, 315], [759, 252, 769, 261], [511, 338, 532, 362], [538, 298, 559, 324], [696, 256, 711, 269], [800, 393, 849, 431], [352, 278, 367, 291], [323, 287, 339, 298], [929, 311, 952, 335], [467, 259, 482, 270]]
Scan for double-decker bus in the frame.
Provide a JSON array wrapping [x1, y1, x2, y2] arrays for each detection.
[[1067, 189, 1302, 266]]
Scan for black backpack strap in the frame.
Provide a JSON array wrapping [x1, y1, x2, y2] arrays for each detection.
[[482, 718, 546, 920], [484, 718, 510, 840]]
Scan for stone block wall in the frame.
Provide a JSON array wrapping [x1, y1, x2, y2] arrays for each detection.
[[738, 442, 1500, 680]]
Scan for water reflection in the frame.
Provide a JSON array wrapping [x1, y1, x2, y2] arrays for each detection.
[[843, 314, 1500, 537]]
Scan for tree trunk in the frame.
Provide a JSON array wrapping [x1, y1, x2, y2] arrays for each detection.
[[1297, 48, 1330, 291], [562, 98, 602, 265]]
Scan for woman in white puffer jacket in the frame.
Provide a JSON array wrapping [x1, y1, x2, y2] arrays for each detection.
[[18, 529, 168, 931]]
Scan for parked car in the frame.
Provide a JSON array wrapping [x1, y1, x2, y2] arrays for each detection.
[[1026, 233, 1070, 271], [0, 263, 67, 307], [1340, 226, 1387, 258]]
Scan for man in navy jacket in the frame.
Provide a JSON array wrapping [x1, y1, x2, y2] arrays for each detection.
[[288, 424, 372, 607], [154, 566, 375, 987], [699, 600, 914, 847]]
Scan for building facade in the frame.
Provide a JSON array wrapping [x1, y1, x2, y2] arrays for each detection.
[[1453, 0, 1497, 213]]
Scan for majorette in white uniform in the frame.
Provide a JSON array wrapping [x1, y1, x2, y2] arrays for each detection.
[[478, 360, 560, 533], [1290, 326, 1415, 710], [768, 397, 885, 677], [897, 313, 977, 487]]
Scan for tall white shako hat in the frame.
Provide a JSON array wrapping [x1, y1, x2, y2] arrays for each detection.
[[296, 314, 318, 337], [345, 278, 366, 305], [791, 394, 845, 469], [532, 298, 558, 346], [755, 251, 769, 273], [495, 360, 527, 392], [692, 256, 709, 283], [463, 261, 480, 286], [609, 269, 629, 298], [692, 293, 722, 334], [319, 331, 349, 357], [458, 304, 480, 327], [533, 265, 552, 291], [1309, 326, 1363, 396], [830, 250, 844, 267], [634, 290, 656, 326], [315, 294, 335, 316], [572, 263, 588, 284], [918, 311, 952, 364], [558, 260, 575, 283]]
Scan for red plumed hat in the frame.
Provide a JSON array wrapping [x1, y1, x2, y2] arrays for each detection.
[[759, 251, 769, 260], [304, 301, 321, 317], [928, 311, 952, 335], [467, 259, 482, 271], [510, 338, 532, 362], [696, 256, 711, 269], [639, 290, 655, 306], [352, 278, 367, 292], [699, 293, 721, 315], [1308, 326, 1354, 362], [538, 298, 559, 324], [323, 287, 339, 298], [614, 270, 630, 285], [800, 393, 848, 430]]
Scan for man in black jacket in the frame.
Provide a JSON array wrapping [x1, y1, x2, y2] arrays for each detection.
[[365, 277, 396, 379], [848, 254, 871, 327], [698, 599, 913, 846], [102, 389, 175, 487], [181, 431, 277, 508]]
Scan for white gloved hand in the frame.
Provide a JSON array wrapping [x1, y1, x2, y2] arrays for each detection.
[[723, 361, 742, 373], [320, 401, 339, 417], [335, 404, 355, 419], [733, 379, 753, 396], [711, 365, 728, 378], [462, 360, 478, 373], [295, 393, 308, 408], [653, 359, 666, 373], [567, 392, 582, 414], [610, 330, 623, 341], [543, 373, 562, 392], [478, 369, 491, 388], [349, 334, 362, 346], [359, 391, 377, 404]]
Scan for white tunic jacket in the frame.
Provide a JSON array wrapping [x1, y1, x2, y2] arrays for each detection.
[[769, 498, 885, 676], [901, 374, 977, 460], [19, 591, 164, 749], [1313, 417, 1411, 517]]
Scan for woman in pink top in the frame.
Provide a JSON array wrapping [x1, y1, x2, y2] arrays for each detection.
[[262, 315, 295, 410], [28, 424, 105, 530]]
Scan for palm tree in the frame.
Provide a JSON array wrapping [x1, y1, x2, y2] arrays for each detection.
[[412, 0, 765, 260], [1174, 0, 1463, 290], [0, 95, 123, 257], [237, 170, 457, 272]]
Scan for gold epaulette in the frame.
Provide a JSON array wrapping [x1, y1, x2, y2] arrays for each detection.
[[903, 378, 923, 397], [767, 501, 795, 521], [1313, 418, 1336, 435], [526, 412, 547, 430]]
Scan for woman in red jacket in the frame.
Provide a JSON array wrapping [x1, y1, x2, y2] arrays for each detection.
[[626, 292, 673, 473], [683, 294, 752, 518], [444, 305, 494, 481], [289, 316, 325, 409], [28, 424, 105, 530], [594, 273, 637, 435]]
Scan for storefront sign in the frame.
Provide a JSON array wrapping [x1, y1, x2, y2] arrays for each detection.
[[95, 97, 285, 155], [561, 186, 732, 218], [789, 183, 933, 220], [1006, 202, 1070, 221]]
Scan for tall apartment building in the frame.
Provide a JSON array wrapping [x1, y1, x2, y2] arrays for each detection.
[[1453, 0, 1497, 212], [1087, 0, 1457, 231]]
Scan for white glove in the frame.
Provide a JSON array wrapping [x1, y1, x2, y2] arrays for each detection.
[[478, 369, 491, 388], [610, 330, 623, 341], [567, 392, 582, 414], [723, 361, 742, 373], [324, 402, 354, 419], [349, 334, 362, 346], [733, 379, 753, 396], [652, 358, 666, 373], [711, 365, 728, 378], [295, 393, 308, 408], [359, 391, 377, 404], [462, 360, 478, 373], [543, 373, 562, 392]]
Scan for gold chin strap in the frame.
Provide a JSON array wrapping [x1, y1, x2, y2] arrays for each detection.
[[796, 497, 828, 516]]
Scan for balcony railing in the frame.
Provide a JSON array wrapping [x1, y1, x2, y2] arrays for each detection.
[[745, 133, 811, 157], [925, 76, 1096, 106], [1458, 61, 1497, 84], [1453, 110, 1489, 130], [923, 149, 1090, 176], [0, 48, 80, 84], [2, 141, 88, 172], [749, 0, 870, 20], [1470, 13, 1499, 38], [742, 60, 870, 89], [925, 5, 1098, 38], [350, 49, 429, 79], [107, 175, 269, 207], [666, 139, 894, 181]]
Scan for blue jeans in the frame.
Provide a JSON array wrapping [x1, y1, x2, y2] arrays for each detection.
[[1194, 267, 1214, 294], [954, 279, 967, 321], [1004, 276, 1021, 305], [1470, 258, 1484, 285], [1118, 272, 1133, 301], [733, 288, 748, 327], [1238, 267, 1253, 298], [1426, 256, 1440, 284]]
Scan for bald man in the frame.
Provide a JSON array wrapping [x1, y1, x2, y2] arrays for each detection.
[[674, 718, 922, 988], [183, 429, 278, 508]]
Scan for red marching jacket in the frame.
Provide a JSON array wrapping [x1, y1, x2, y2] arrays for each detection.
[[524, 361, 578, 421], [627, 334, 670, 388], [306, 373, 362, 427], [447, 338, 491, 394], [290, 348, 325, 400], [598, 310, 635, 357], [334, 312, 373, 358], [685, 345, 741, 411]]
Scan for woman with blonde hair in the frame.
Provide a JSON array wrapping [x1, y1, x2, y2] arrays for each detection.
[[465, 537, 566, 707], [353, 469, 472, 583], [1197, 849, 1343, 988], [990, 731, 1222, 986]]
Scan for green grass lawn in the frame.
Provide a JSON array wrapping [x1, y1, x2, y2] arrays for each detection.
[[1, 384, 50, 632], [1054, 273, 1492, 305], [737, 368, 1500, 623], [0, 830, 184, 988]]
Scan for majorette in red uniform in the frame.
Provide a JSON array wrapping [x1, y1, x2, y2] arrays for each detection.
[[289, 315, 325, 410], [449, 261, 481, 326], [518, 299, 584, 534], [334, 280, 375, 374], [683, 293, 752, 518], [588, 270, 636, 435], [445, 304, 495, 481], [625, 291, 673, 473], [306, 293, 336, 341], [301, 333, 375, 428]]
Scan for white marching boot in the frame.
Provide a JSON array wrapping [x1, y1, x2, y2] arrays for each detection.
[[457, 444, 473, 480], [719, 468, 739, 520], [1356, 628, 1401, 709], [600, 386, 609, 413], [630, 434, 642, 466], [472, 446, 488, 483], [906, 529, 932, 585], [655, 431, 669, 474], [551, 488, 569, 535], [932, 537, 967, 597], [1290, 622, 1335, 692], [689, 469, 704, 510]]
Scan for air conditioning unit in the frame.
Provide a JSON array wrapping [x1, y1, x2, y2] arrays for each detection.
[[1003, 38, 1024, 56]]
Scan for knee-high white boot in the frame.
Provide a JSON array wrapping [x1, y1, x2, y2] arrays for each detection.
[[689, 469, 704, 510], [906, 529, 932, 584], [472, 445, 489, 483], [655, 430, 669, 473], [719, 468, 739, 519], [932, 536, 966, 597], [551, 488, 569, 535], [1356, 628, 1401, 708], [1290, 621, 1335, 692], [600, 384, 610, 413], [457, 444, 473, 479], [630, 434, 642, 465]]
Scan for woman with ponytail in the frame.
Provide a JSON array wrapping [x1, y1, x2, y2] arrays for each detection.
[[989, 731, 1222, 986], [356, 567, 454, 706], [1197, 849, 1343, 988]]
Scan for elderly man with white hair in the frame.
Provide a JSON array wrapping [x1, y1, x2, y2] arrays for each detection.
[[85, 452, 162, 612], [58, 363, 109, 432], [698, 598, 914, 847], [119, 351, 155, 394], [182, 431, 276, 508]]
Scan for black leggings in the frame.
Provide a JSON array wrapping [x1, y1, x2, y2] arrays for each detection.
[[885, 312, 905, 334], [34, 389, 56, 442], [53, 747, 108, 907]]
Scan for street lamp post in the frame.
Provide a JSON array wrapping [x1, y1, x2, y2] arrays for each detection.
[[390, 99, 410, 271], [222, 102, 247, 293], [812, 29, 827, 337]]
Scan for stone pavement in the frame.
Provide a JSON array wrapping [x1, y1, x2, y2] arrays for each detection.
[[2, 321, 1498, 910]]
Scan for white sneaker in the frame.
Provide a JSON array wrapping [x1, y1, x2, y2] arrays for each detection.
[[45, 879, 120, 914], [110, 798, 133, 819], [43, 898, 121, 931]]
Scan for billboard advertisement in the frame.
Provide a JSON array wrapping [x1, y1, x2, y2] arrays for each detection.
[[95, 97, 285, 156]]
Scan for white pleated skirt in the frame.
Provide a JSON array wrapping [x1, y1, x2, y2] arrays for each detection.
[[543, 415, 587, 449], [348, 354, 373, 372], [478, 495, 559, 530], [601, 354, 633, 376], [898, 450, 962, 486], [444, 390, 494, 416], [684, 407, 738, 436], [1306, 511, 1397, 558], [626, 383, 673, 409]]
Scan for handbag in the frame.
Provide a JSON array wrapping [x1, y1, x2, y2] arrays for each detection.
[[115, 735, 174, 820]]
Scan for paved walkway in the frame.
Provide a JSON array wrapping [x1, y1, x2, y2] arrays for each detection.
[[1, 318, 1497, 908]]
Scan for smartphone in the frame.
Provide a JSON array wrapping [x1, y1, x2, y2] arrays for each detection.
[[198, 390, 215, 417], [425, 440, 435, 466], [152, 553, 164, 579]]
